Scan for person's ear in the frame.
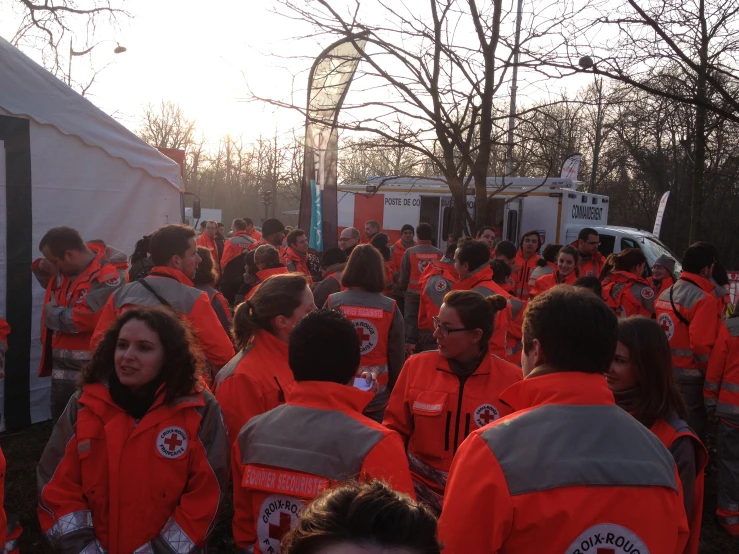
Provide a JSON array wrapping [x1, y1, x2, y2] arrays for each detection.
[[472, 328, 484, 343], [273, 315, 290, 331]]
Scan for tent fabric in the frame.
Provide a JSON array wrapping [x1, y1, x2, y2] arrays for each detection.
[[0, 39, 184, 429], [0, 36, 182, 191]]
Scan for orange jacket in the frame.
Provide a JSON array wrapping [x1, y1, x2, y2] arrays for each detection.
[[527, 261, 556, 289], [91, 267, 235, 370], [438, 372, 689, 554], [399, 241, 443, 293], [573, 246, 606, 278], [244, 266, 290, 301], [327, 289, 404, 416], [418, 259, 458, 332], [651, 414, 708, 554], [282, 247, 313, 284], [196, 233, 220, 265], [383, 350, 522, 510], [655, 273, 721, 382], [247, 228, 263, 241], [215, 329, 294, 445], [37, 383, 229, 554], [0, 446, 21, 554], [232, 380, 415, 553], [603, 270, 655, 318], [33, 241, 128, 378], [453, 265, 510, 358], [221, 231, 257, 270], [511, 250, 541, 300], [650, 275, 675, 299], [705, 318, 739, 420], [529, 269, 578, 298], [389, 239, 415, 281], [194, 284, 232, 335], [500, 290, 525, 366]]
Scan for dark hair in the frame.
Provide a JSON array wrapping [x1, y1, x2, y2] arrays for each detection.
[[476, 226, 495, 238], [578, 227, 599, 241], [416, 222, 433, 241], [617, 317, 687, 427], [614, 248, 646, 273], [539, 243, 563, 265], [574, 276, 603, 297], [444, 240, 458, 259], [130, 235, 152, 264], [244, 217, 254, 226], [232, 274, 308, 349], [282, 480, 441, 554], [254, 245, 282, 269], [287, 229, 306, 247], [443, 290, 508, 346], [456, 240, 490, 272], [491, 259, 512, 285], [288, 309, 359, 383], [370, 232, 392, 261], [519, 230, 543, 252], [244, 250, 258, 277], [401, 224, 414, 234], [523, 286, 617, 374], [149, 225, 196, 266], [39, 226, 86, 258], [81, 306, 203, 403], [494, 240, 517, 260], [232, 218, 247, 231], [558, 245, 580, 276], [682, 242, 716, 274], [193, 247, 217, 286], [320, 247, 347, 269], [200, 221, 207, 229], [341, 244, 386, 293]]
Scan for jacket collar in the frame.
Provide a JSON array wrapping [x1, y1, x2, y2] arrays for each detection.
[[149, 266, 194, 286], [515, 249, 540, 266], [553, 269, 578, 285], [434, 351, 492, 377], [500, 371, 614, 412], [79, 381, 204, 420], [286, 380, 375, 412], [285, 246, 306, 261], [680, 271, 715, 293], [322, 263, 346, 278], [416, 240, 432, 246], [610, 270, 649, 286], [256, 266, 289, 282], [252, 328, 289, 355], [455, 263, 494, 290]]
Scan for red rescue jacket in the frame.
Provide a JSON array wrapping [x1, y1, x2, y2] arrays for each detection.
[[650, 275, 675, 299], [603, 270, 656, 318], [221, 231, 257, 270], [196, 233, 220, 265], [282, 247, 313, 284], [418, 259, 458, 332], [400, 241, 443, 294], [529, 269, 578, 298], [511, 250, 541, 300], [383, 350, 522, 511], [705, 318, 739, 421], [244, 267, 290, 301], [37, 383, 229, 554]]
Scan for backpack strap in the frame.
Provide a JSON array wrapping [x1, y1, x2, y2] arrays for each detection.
[[669, 284, 690, 327], [138, 278, 174, 310]]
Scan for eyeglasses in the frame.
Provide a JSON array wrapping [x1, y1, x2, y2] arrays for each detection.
[[339, 237, 356, 243], [432, 317, 473, 337]]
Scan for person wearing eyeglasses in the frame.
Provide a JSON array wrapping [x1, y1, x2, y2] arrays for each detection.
[[574, 227, 606, 278], [339, 227, 361, 255], [383, 290, 522, 514]]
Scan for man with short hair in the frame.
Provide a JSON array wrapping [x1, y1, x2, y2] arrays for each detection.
[[364, 220, 380, 243], [390, 225, 415, 283], [33, 226, 128, 422], [243, 217, 262, 241], [339, 227, 361, 254], [197, 220, 220, 265], [476, 226, 497, 252], [221, 218, 257, 270], [656, 242, 722, 441], [439, 286, 689, 553], [400, 223, 443, 347], [575, 227, 606, 278], [247, 218, 286, 252], [92, 225, 234, 373], [494, 240, 517, 267], [283, 229, 313, 284], [232, 309, 415, 553]]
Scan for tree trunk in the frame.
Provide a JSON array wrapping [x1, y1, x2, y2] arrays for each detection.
[[690, 0, 709, 243]]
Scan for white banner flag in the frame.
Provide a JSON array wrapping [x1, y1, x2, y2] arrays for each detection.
[[560, 153, 582, 180], [653, 191, 670, 237]]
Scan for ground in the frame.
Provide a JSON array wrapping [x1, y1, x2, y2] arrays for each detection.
[[3, 421, 738, 553]]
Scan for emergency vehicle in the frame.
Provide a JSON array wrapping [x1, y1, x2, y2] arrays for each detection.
[[337, 176, 681, 275]]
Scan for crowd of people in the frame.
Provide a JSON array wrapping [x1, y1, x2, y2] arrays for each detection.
[[0, 217, 736, 553]]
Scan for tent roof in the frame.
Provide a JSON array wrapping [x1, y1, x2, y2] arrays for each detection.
[[0, 36, 182, 191]]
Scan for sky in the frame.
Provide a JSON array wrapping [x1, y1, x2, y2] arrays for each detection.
[[0, 0, 594, 146]]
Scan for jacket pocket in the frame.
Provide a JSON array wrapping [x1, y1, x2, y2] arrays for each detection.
[[409, 391, 449, 461]]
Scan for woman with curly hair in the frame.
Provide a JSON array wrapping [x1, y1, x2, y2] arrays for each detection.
[[37, 306, 229, 554]]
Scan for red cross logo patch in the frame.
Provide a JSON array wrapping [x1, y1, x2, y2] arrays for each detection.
[[353, 319, 378, 355], [565, 523, 648, 554], [417, 259, 432, 273], [657, 313, 675, 340], [156, 427, 188, 459], [435, 280, 448, 292], [474, 404, 499, 428], [257, 494, 305, 553]]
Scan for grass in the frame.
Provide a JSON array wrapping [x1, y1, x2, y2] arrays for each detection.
[[3, 421, 739, 553]]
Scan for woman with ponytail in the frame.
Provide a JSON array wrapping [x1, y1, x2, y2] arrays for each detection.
[[384, 290, 522, 514], [215, 273, 316, 444]]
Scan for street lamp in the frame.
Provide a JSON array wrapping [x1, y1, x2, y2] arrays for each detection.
[[68, 39, 127, 86]]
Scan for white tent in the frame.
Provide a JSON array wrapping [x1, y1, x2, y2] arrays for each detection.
[[0, 36, 183, 430]]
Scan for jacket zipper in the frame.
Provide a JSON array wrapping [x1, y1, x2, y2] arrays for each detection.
[[464, 413, 471, 439], [452, 375, 468, 453], [444, 411, 452, 452]]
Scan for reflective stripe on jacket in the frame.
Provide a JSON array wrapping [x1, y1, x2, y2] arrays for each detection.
[[650, 275, 675, 299], [603, 270, 655, 318], [655, 272, 721, 382], [399, 241, 442, 293], [705, 318, 739, 420], [438, 372, 689, 554], [418, 259, 458, 332], [221, 232, 256, 270], [33, 241, 128, 378], [327, 289, 404, 415], [195, 284, 232, 336], [37, 384, 229, 554], [527, 262, 555, 288], [91, 267, 235, 371], [232, 381, 415, 553], [383, 350, 522, 510], [215, 329, 294, 446]]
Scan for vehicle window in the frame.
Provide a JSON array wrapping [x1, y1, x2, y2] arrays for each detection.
[[505, 210, 518, 243], [621, 237, 638, 251], [641, 236, 683, 276], [599, 235, 615, 256]]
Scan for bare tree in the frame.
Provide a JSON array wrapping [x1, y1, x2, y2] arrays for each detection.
[[137, 101, 196, 150]]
